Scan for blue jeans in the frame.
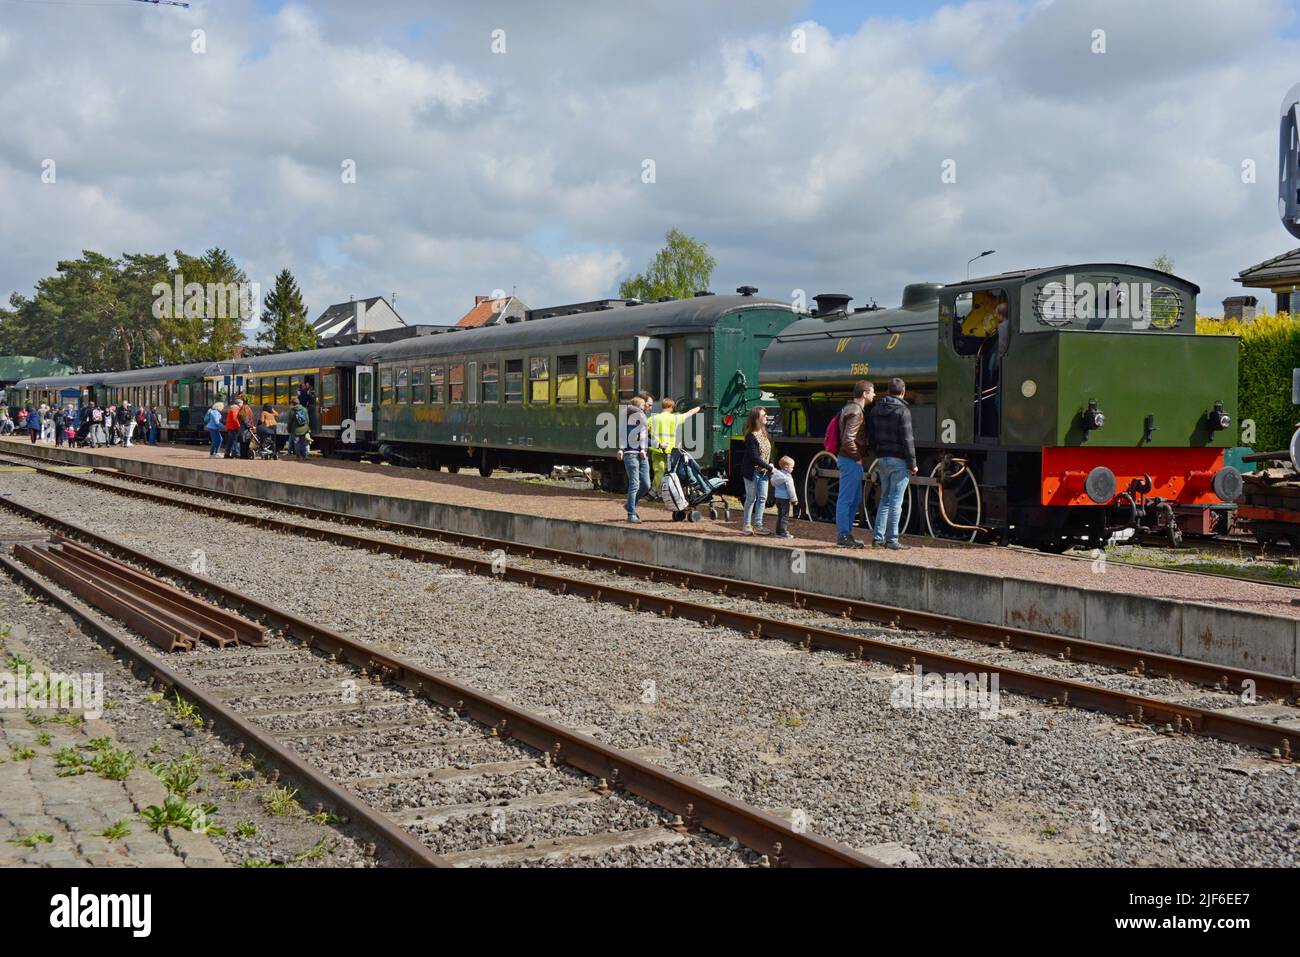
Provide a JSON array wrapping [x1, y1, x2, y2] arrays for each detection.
[[873, 456, 910, 544], [290, 435, 310, 459], [743, 472, 769, 529], [207, 428, 222, 455], [147, 427, 159, 445], [624, 453, 650, 515], [835, 455, 863, 538]]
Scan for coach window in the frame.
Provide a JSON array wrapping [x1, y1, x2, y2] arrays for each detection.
[[690, 348, 706, 402], [273, 377, 287, 407], [617, 351, 635, 401], [396, 367, 410, 404], [505, 359, 523, 403], [449, 364, 465, 403], [410, 366, 425, 404], [289, 376, 302, 405], [358, 371, 373, 406], [556, 355, 578, 404], [380, 368, 393, 405], [467, 361, 478, 405], [586, 353, 611, 403], [481, 361, 499, 403], [323, 373, 338, 409], [427, 366, 444, 403], [529, 357, 549, 403]]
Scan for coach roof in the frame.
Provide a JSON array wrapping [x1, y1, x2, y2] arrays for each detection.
[[374, 294, 793, 361]]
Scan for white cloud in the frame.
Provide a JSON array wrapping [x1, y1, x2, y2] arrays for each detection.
[[545, 249, 629, 301], [0, 0, 1297, 325]]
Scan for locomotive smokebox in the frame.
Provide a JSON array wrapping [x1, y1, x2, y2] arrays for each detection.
[[812, 293, 853, 317]]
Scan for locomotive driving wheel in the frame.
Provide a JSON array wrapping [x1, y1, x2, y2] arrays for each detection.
[[862, 458, 913, 537], [802, 451, 843, 523], [923, 457, 983, 542]]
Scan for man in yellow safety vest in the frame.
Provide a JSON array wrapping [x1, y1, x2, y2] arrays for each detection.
[[648, 397, 702, 493]]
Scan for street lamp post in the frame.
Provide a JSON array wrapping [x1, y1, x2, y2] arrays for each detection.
[[967, 249, 996, 279]]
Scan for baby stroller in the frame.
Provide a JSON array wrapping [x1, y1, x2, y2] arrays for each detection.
[[662, 447, 730, 523], [248, 429, 278, 461]]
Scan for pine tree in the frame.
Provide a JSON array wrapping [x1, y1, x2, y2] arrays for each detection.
[[258, 269, 315, 352]]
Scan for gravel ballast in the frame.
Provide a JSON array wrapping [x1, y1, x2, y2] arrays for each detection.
[[2, 471, 1296, 867]]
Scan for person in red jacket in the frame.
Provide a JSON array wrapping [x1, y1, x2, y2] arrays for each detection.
[[223, 400, 242, 459]]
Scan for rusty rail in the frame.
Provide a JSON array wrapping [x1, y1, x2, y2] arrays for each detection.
[[14, 539, 266, 650], [4, 447, 1295, 704], [0, 482, 1295, 761], [0, 550, 448, 868], [0, 498, 880, 868]]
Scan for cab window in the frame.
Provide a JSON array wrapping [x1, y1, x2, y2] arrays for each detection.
[[952, 289, 1007, 357]]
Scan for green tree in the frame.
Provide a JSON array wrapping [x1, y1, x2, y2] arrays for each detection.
[[1150, 254, 1175, 274], [171, 247, 253, 361], [257, 269, 315, 353], [618, 228, 716, 301]]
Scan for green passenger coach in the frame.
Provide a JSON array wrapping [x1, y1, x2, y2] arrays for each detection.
[[372, 292, 797, 489]]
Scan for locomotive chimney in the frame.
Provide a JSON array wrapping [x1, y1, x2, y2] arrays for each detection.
[[813, 293, 853, 317]]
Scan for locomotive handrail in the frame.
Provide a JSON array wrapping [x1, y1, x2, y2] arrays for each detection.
[[774, 322, 940, 343]]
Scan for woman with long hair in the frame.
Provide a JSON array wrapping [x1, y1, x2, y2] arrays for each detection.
[[739, 406, 775, 534]]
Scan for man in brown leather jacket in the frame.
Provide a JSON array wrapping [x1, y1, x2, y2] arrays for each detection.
[[835, 380, 874, 547]]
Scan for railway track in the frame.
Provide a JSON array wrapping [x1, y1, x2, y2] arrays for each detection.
[[1, 452, 1297, 761], [0, 522, 875, 868]]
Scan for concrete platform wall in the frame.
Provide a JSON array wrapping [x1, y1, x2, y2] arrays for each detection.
[[14, 443, 1300, 678]]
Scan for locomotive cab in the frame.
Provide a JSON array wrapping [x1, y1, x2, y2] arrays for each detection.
[[938, 265, 1240, 548]]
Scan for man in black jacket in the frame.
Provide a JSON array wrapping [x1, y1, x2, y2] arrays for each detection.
[[866, 378, 917, 549]]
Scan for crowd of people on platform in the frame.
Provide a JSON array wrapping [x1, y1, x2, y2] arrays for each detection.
[[1, 401, 162, 448], [201, 378, 315, 462], [620, 377, 916, 548], [1, 378, 318, 463]]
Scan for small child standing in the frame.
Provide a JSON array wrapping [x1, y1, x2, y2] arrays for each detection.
[[770, 456, 799, 539]]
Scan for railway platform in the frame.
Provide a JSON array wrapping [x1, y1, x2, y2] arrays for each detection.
[[4, 438, 1299, 678]]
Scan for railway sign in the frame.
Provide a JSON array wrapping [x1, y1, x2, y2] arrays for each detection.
[[1281, 82, 1300, 240]]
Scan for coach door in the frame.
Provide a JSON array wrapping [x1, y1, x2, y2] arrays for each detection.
[[351, 366, 374, 439]]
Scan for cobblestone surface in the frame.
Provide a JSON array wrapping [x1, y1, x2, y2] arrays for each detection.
[[0, 625, 225, 868]]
